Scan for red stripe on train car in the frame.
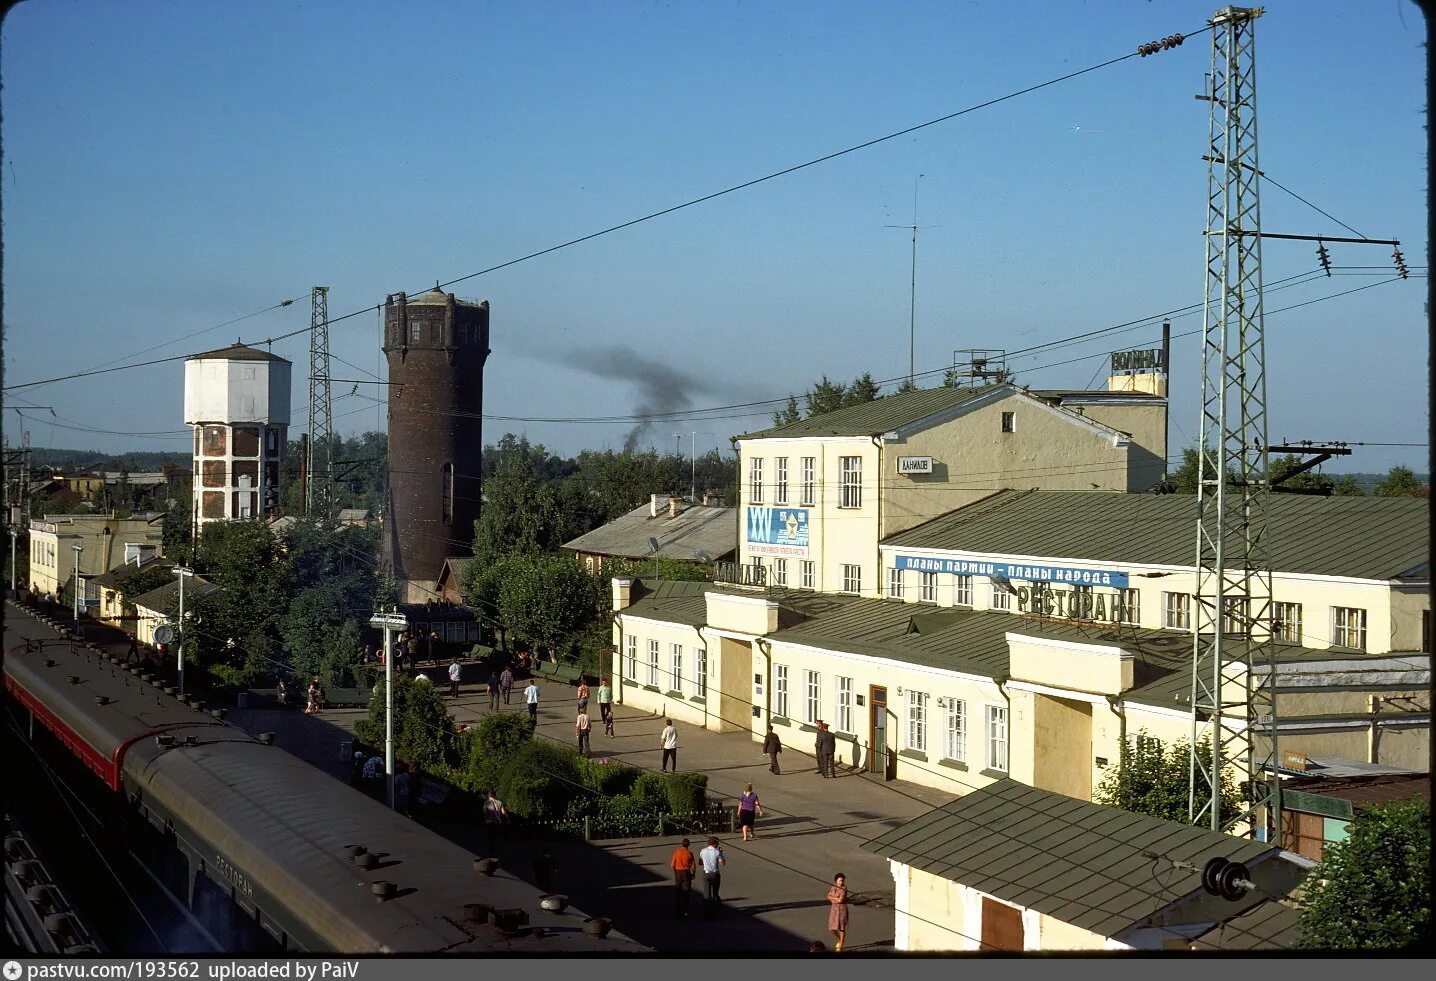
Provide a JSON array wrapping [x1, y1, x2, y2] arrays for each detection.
[[5, 673, 122, 791]]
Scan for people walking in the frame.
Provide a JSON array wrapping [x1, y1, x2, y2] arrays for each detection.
[[827, 873, 849, 952], [576, 679, 590, 713], [736, 784, 763, 841], [815, 721, 837, 778], [125, 635, 141, 665], [698, 838, 726, 917], [524, 680, 540, 722], [576, 709, 592, 757], [669, 838, 696, 918], [448, 657, 461, 697], [762, 724, 783, 774], [487, 669, 502, 710], [660, 719, 678, 772], [500, 666, 514, 704], [597, 677, 614, 735]]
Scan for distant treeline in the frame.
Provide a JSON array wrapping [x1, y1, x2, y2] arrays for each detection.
[[27, 449, 191, 471]]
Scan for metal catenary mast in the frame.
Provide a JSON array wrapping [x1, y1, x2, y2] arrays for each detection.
[[1189, 5, 1278, 836], [306, 285, 335, 522]]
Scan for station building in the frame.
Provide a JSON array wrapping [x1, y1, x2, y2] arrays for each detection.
[[27, 512, 165, 604], [609, 383, 1429, 805]]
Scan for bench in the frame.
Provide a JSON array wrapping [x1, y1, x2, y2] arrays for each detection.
[[533, 660, 584, 686]]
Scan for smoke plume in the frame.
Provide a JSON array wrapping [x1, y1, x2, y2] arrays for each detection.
[[557, 344, 726, 452]]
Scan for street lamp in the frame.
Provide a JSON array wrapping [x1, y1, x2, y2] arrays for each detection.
[[369, 609, 408, 810], [9, 527, 17, 596], [173, 566, 195, 696], [71, 543, 84, 627]]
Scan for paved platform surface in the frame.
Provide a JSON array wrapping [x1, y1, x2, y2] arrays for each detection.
[[5, 604, 959, 952]]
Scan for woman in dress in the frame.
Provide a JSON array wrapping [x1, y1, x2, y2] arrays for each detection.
[[827, 872, 849, 952], [306, 677, 322, 715], [736, 784, 763, 841]]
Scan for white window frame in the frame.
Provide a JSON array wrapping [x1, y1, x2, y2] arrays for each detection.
[[749, 457, 764, 504], [836, 676, 853, 734], [842, 564, 862, 595], [907, 690, 928, 752], [1222, 596, 1250, 636], [1001, 411, 1016, 433], [625, 635, 638, 679], [986, 705, 1009, 772], [775, 457, 789, 505], [839, 456, 862, 509], [670, 643, 684, 694], [773, 558, 788, 587], [801, 560, 815, 590], [1163, 592, 1190, 630], [888, 567, 905, 599], [991, 583, 1011, 611], [921, 571, 940, 604], [944, 698, 967, 763], [800, 456, 816, 506], [695, 647, 707, 697], [774, 664, 789, 719], [1272, 601, 1303, 644], [647, 638, 660, 687], [953, 574, 973, 607], [804, 669, 821, 725], [1332, 607, 1367, 652]]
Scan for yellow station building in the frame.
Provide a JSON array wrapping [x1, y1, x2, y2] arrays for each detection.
[[609, 382, 1430, 807]]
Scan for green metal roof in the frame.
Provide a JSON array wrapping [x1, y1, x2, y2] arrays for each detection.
[[737, 384, 1001, 440], [1191, 901, 1304, 950], [863, 779, 1279, 941], [883, 489, 1429, 582]]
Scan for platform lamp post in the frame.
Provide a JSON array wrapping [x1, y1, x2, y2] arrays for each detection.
[[71, 543, 84, 629], [369, 609, 408, 809], [10, 527, 17, 596], [174, 566, 194, 696]]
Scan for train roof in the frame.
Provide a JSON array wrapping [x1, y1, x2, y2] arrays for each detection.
[[6, 639, 646, 954]]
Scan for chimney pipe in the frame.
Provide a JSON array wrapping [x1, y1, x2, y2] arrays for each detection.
[[668, 497, 679, 518], [650, 494, 660, 518]]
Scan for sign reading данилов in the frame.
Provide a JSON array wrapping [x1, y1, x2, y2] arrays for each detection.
[[893, 555, 1128, 589]]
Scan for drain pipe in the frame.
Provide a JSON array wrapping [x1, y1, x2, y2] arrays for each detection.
[[613, 612, 626, 706], [690, 623, 709, 729], [755, 637, 773, 728]]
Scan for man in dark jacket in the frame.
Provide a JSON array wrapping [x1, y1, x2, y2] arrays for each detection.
[[815, 721, 837, 778], [762, 725, 783, 774]]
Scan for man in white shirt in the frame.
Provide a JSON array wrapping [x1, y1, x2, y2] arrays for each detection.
[[660, 718, 678, 772], [524, 680, 540, 722], [447, 658, 461, 697], [697, 837, 726, 917]]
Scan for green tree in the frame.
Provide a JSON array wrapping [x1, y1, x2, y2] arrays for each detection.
[[1168, 446, 1240, 495], [354, 675, 456, 770], [843, 372, 881, 406], [192, 520, 287, 688], [804, 375, 849, 417], [1094, 732, 1241, 825], [276, 521, 382, 684], [496, 555, 603, 662], [472, 451, 582, 566], [1331, 474, 1366, 497], [1374, 465, 1426, 498], [114, 561, 178, 604], [1297, 799, 1430, 950], [1268, 454, 1335, 495], [771, 396, 801, 428]]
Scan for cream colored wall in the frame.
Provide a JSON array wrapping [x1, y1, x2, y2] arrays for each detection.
[[1009, 635, 1132, 694], [737, 436, 879, 596], [29, 518, 164, 598], [903, 866, 974, 951], [1058, 400, 1167, 491], [1390, 585, 1429, 651], [1036, 912, 1109, 950], [1032, 693, 1094, 800], [882, 394, 1133, 538], [714, 636, 753, 735], [610, 615, 715, 731], [765, 639, 1008, 794]]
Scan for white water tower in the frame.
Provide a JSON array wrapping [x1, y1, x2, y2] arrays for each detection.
[[184, 342, 291, 527]]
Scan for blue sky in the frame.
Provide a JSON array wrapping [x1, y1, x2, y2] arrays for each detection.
[[2, 0, 1427, 472]]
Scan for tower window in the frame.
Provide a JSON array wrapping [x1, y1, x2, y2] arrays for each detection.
[[442, 464, 455, 523]]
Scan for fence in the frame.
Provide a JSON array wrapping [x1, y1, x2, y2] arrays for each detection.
[[491, 804, 732, 842]]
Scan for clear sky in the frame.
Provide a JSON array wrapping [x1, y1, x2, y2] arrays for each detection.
[[2, 0, 1427, 473]]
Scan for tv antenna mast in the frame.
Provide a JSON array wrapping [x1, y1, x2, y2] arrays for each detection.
[[885, 174, 938, 387]]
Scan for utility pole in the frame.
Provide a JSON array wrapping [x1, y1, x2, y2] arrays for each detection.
[[673, 434, 684, 498], [306, 286, 335, 523], [1189, 5, 1278, 838], [174, 566, 194, 696], [71, 543, 84, 629], [9, 528, 17, 595], [688, 431, 714, 502], [369, 610, 408, 809]]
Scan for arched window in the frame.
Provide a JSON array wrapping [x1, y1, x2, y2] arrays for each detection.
[[441, 463, 454, 523]]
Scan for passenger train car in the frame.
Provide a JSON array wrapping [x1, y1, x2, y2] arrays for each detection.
[[5, 634, 644, 954]]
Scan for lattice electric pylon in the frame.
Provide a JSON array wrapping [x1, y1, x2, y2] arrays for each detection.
[[1189, 5, 1280, 838], [306, 286, 335, 523]]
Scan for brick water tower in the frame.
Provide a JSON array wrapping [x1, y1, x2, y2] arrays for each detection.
[[382, 289, 490, 601], [184, 342, 291, 527]]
